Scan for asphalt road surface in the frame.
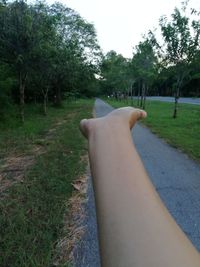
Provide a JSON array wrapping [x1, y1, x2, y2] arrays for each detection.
[[73, 98, 200, 266], [146, 96, 200, 105]]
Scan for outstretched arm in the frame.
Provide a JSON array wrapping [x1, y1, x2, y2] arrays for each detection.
[[80, 107, 200, 267]]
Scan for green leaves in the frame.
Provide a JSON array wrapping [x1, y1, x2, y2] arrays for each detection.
[[132, 36, 158, 86], [100, 51, 130, 95], [0, 0, 101, 120], [159, 5, 199, 64]]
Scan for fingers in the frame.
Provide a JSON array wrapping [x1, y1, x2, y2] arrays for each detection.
[[134, 108, 147, 120], [108, 107, 147, 128], [110, 107, 147, 119], [128, 108, 147, 128], [79, 118, 98, 139], [79, 119, 89, 139], [79, 107, 147, 138]]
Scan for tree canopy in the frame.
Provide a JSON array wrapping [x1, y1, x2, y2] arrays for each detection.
[[99, 1, 200, 116], [0, 0, 102, 121], [0, 0, 200, 121]]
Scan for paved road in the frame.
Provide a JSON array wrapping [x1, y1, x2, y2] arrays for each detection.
[[73, 98, 200, 266], [147, 96, 200, 105]]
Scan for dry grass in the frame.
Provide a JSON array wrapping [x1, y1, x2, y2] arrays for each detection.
[[0, 154, 35, 193], [0, 119, 69, 194], [0, 99, 94, 267], [54, 172, 88, 266]]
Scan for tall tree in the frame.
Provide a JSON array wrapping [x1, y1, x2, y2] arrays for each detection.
[[0, 0, 44, 122], [0, 0, 102, 120], [100, 51, 129, 98], [159, 3, 200, 117], [49, 2, 101, 103], [132, 36, 158, 109]]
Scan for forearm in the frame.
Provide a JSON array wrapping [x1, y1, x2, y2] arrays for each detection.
[[88, 119, 200, 267]]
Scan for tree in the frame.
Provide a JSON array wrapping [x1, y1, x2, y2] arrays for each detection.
[[159, 3, 200, 117], [100, 51, 129, 98], [0, 0, 38, 122], [188, 49, 200, 97], [0, 63, 16, 120], [49, 2, 101, 102], [132, 35, 158, 109], [0, 0, 102, 121]]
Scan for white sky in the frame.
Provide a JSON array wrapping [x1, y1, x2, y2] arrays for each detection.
[[46, 0, 200, 58]]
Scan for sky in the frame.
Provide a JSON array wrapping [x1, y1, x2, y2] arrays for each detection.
[[46, 0, 200, 58]]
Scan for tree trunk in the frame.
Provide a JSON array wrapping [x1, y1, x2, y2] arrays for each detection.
[[44, 96, 47, 116], [137, 86, 140, 106], [20, 84, 25, 123], [143, 84, 148, 110], [131, 86, 134, 106], [55, 87, 62, 106], [140, 82, 145, 108], [126, 89, 129, 105], [114, 91, 117, 101], [19, 71, 27, 123], [173, 87, 180, 118], [42, 87, 49, 116]]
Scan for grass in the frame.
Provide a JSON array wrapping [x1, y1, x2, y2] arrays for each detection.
[[0, 103, 79, 155], [106, 98, 200, 162], [0, 99, 94, 267]]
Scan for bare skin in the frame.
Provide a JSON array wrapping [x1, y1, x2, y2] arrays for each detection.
[[80, 107, 200, 267]]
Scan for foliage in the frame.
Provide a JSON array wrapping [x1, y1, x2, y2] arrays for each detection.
[[99, 1, 200, 116], [158, 2, 200, 117], [100, 50, 130, 97], [0, 0, 101, 120], [131, 34, 158, 108], [0, 63, 16, 120], [0, 0, 200, 119]]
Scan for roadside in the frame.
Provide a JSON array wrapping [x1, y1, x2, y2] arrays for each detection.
[[73, 98, 200, 267], [0, 99, 94, 267], [104, 98, 200, 249], [106, 98, 200, 162], [146, 96, 200, 105]]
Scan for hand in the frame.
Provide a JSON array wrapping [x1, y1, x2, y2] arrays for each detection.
[[80, 106, 147, 139]]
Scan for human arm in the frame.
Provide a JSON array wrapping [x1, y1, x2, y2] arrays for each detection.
[[80, 107, 200, 267]]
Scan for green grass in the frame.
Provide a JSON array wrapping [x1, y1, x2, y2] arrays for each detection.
[[0, 103, 80, 156], [0, 99, 94, 267], [106, 98, 200, 162]]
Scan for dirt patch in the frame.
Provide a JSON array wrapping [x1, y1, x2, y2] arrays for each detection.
[[0, 119, 66, 195], [45, 128, 57, 139], [65, 112, 76, 120], [0, 155, 35, 193], [80, 154, 88, 164], [32, 144, 46, 155]]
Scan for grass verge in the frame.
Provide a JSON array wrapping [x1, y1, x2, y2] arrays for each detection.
[[106, 98, 200, 162], [0, 99, 94, 267]]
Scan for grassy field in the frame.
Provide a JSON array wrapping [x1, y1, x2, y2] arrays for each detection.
[[0, 99, 94, 267], [106, 98, 200, 162]]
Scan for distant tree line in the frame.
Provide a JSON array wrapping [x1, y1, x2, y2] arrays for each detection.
[[100, 1, 200, 117], [1, 1, 200, 121], [0, 0, 101, 122]]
